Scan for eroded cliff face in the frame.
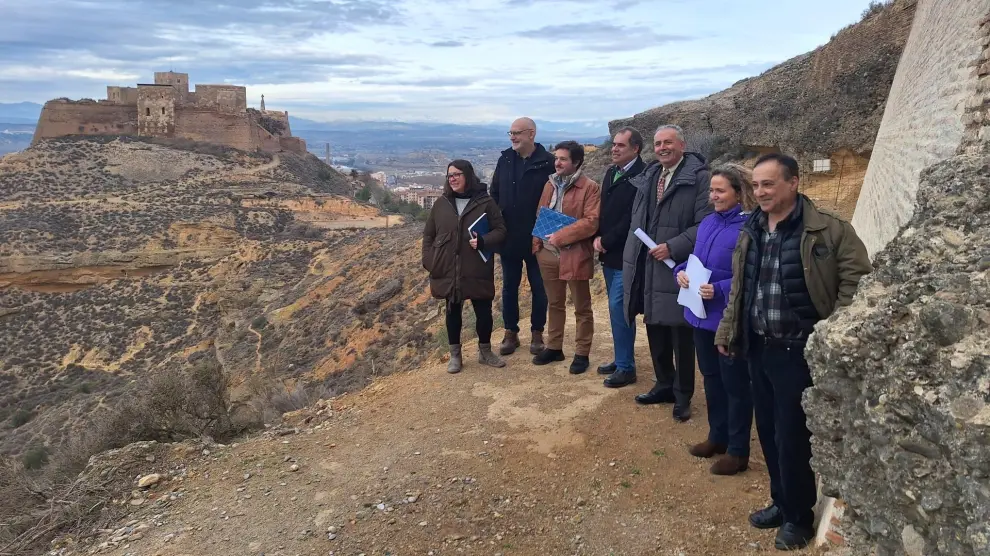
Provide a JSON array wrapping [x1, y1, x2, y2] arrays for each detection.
[[0, 137, 443, 459], [804, 153, 990, 555]]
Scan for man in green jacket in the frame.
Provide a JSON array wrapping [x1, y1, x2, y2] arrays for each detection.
[[715, 153, 871, 550]]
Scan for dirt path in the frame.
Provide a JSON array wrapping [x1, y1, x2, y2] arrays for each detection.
[[76, 298, 828, 556]]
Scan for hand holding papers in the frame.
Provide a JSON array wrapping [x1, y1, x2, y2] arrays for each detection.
[[533, 207, 577, 241], [677, 254, 712, 319], [468, 213, 492, 263], [633, 228, 675, 268]]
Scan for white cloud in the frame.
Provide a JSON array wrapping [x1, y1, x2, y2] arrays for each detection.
[[0, 0, 883, 128]]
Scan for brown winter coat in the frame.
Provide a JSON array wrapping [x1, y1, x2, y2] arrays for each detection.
[[422, 192, 507, 301], [531, 173, 601, 280]]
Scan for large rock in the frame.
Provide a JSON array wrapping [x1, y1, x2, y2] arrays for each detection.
[[804, 153, 990, 555]]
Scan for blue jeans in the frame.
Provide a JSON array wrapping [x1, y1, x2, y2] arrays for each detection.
[[694, 328, 752, 457], [603, 266, 636, 372], [500, 252, 547, 333]]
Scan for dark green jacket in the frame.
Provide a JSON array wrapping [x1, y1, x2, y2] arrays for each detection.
[[714, 195, 872, 352]]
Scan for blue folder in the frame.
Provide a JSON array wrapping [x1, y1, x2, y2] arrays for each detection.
[[532, 207, 577, 241], [468, 213, 493, 263]]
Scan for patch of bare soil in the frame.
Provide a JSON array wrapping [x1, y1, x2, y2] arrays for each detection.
[[59, 298, 828, 556]]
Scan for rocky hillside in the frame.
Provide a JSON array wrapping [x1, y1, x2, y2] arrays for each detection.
[[805, 152, 990, 555], [0, 137, 444, 462], [608, 0, 916, 161]]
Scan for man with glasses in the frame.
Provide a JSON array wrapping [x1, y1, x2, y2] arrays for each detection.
[[490, 117, 554, 356]]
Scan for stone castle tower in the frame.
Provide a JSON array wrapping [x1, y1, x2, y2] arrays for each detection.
[[33, 71, 306, 154]]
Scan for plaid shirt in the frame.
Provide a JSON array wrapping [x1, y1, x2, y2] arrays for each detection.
[[750, 212, 803, 339]]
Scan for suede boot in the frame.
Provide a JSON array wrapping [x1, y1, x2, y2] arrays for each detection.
[[478, 343, 506, 368], [447, 344, 462, 374]]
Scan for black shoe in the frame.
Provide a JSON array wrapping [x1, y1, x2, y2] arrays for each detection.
[[774, 522, 814, 551], [532, 348, 565, 366], [635, 387, 675, 405], [673, 404, 691, 422], [603, 371, 637, 388], [597, 362, 617, 375], [749, 504, 784, 530], [569, 355, 590, 374]]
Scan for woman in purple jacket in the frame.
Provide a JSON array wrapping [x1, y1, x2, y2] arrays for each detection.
[[674, 163, 756, 475]]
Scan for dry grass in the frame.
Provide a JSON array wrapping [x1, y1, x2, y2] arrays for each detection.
[[0, 359, 254, 555]]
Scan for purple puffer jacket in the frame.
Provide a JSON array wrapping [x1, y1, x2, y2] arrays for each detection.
[[673, 204, 746, 332]]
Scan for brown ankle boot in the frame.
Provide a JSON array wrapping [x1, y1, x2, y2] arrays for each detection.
[[529, 330, 545, 355], [710, 454, 749, 475], [688, 440, 727, 459], [499, 331, 520, 356]]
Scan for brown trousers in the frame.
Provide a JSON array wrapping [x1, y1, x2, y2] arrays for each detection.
[[536, 249, 593, 355]]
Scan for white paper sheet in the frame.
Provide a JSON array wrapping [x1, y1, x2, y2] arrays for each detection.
[[677, 254, 712, 319], [633, 228, 675, 268]]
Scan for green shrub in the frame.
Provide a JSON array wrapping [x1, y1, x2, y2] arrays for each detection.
[[11, 409, 33, 428], [21, 446, 48, 470]]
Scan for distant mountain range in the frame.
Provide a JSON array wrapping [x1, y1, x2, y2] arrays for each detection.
[[0, 102, 44, 124], [0, 103, 608, 147]]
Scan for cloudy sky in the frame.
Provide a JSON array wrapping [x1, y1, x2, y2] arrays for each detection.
[[0, 0, 878, 127]]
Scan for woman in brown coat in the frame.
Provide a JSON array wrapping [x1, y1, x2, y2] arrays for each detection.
[[422, 160, 508, 373], [531, 141, 601, 374]]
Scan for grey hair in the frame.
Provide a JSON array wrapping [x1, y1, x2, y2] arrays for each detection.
[[654, 124, 685, 142]]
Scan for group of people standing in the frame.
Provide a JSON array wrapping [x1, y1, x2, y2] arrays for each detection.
[[421, 117, 872, 551]]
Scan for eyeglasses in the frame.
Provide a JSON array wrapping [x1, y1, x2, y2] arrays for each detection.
[[507, 129, 533, 137], [447, 172, 464, 180]]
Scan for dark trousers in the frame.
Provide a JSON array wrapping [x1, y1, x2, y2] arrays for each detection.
[[446, 299, 493, 345], [645, 324, 695, 406], [694, 328, 753, 457], [749, 335, 816, 528], [500, 253, 547, 333]]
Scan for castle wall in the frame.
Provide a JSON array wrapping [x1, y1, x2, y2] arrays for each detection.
[[106, 86, 138, 105], [191, 85, 247, 114], [32, 101, 138, 144], [279, 136, 307, 154], [851, 0, 989, 257], [174, 109, 254, 151], [33, 72, 301, 155], [252, 122, 282, 153], [137, 86, 176, 137]]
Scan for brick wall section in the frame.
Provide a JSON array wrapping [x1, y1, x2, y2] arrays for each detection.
[[32, 101, 137, 143], [174, 109, 254, 151], [851, 0, 990, 257], [960, 13, 990, 152]]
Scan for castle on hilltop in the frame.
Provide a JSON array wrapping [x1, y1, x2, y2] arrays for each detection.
[[32, 71, 307, 154]]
